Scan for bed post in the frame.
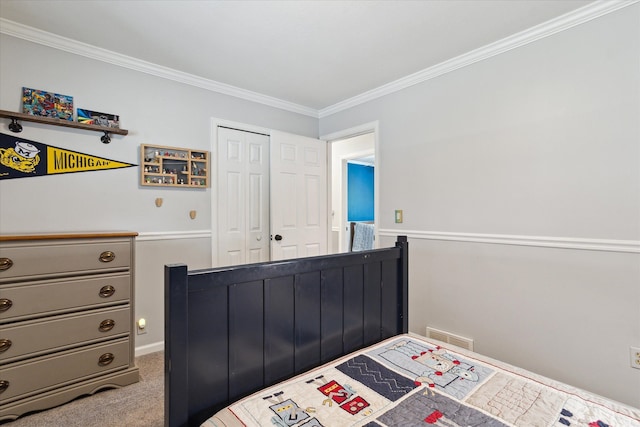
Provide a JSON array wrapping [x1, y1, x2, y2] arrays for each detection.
[[165, 264, 189, 427], [396, 235, 409, 334]]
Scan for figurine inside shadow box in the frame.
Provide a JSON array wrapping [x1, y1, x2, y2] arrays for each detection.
[[22, 87, 74, 121], [77, 108, 120, 129]]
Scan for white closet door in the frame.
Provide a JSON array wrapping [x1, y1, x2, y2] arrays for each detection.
[[270, 130, 327, 261], [217, 127, 270, 266]]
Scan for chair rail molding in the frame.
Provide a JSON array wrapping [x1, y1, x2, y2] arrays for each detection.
[[136, 230, 212, 242], [378, 229, 640, 253]]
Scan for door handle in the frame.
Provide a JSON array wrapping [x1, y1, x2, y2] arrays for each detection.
[[274, 234, 283, 241]]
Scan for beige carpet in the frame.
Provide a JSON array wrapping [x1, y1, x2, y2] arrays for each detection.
[[3, 351, 163, 427]]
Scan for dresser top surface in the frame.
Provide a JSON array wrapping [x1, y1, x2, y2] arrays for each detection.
[[0, 231, 138, 242]]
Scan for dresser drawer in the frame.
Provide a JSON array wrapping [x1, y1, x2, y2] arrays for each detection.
[[0, 307, 130, 364], [0, 239, 131, 282], [0, 338, 130, 403], [0, 273, 130, 323]]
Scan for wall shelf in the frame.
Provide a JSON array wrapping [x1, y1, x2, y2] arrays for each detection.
[[0, 109, 128, 143], [141, 144, 209, 188]]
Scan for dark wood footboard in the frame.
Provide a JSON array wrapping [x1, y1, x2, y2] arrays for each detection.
[[164, 236, 408, 427]]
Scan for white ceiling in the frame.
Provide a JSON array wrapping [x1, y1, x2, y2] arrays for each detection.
[[0, 0, 598, 113]]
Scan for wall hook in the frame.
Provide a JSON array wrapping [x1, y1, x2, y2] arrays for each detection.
[[101, 131, 111, 144], [8, 119, 22, 133]]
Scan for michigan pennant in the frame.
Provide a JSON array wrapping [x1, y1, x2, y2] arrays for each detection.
[[0, 133, 136, 180]]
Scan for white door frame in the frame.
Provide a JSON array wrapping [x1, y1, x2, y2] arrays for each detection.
[[210, 118, 271, 267], [321, 121, 380, 252]]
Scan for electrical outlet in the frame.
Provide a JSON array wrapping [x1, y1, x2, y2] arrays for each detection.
[[631, 346, 640, 369]]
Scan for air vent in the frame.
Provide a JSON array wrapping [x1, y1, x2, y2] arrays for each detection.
[[426, 326, 474, 351]]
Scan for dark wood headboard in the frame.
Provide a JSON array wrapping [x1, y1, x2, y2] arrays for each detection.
[[164, 236, 408, 427]]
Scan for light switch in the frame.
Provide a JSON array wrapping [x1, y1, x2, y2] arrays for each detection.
[[395, 210, 403, 223]]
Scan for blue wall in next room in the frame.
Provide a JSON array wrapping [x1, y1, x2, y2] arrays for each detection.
[[347, 163, 374, 221]]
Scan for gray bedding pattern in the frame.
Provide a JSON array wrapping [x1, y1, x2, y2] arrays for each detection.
[[334, 355, 418, 401], [376, 391, 509, 427], [204, 335, 640, 427]]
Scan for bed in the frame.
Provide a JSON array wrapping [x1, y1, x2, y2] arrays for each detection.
[[164, 236, 640, 427], [164, 236, 409, 427]]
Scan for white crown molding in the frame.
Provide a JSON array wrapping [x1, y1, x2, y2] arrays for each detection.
[[1, 0, 636, 120], [135, 230, 212, 242], [0, 18, 318, 118], [378, 229, 640, 253], [318, 0, 639, 118]]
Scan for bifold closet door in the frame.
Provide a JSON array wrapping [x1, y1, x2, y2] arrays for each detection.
[[217, 127, 270, 266]]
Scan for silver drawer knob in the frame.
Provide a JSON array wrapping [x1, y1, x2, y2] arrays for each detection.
[[99, 251, 115, 263], [0, 380, 9, 394], [99, 319, 116, 332], [0, 258, 13, 271], [0, 299, 12, 312], [0, 339, 12, 353], [98, 353, 115, 366], [99, 285, 116, 298]]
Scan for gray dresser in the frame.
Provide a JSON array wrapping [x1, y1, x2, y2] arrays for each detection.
[[0, 232, 140, 421]]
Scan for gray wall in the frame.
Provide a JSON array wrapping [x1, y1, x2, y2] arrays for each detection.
[[0, 34, 317, 353], [321, 5, 640, 408], [1, 3, 638, 409], [0, 36, 317, 235]]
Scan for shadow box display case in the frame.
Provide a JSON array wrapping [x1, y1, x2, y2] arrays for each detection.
[[140, 144, 209, 188]]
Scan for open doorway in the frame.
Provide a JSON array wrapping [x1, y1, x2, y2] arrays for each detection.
[[328, 132, 376, 253]]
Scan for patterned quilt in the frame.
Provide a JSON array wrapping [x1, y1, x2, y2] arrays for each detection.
[[204, 334, 640, 427]]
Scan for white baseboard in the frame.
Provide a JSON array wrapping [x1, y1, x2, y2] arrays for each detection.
[[135, 341, 164, 357]]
